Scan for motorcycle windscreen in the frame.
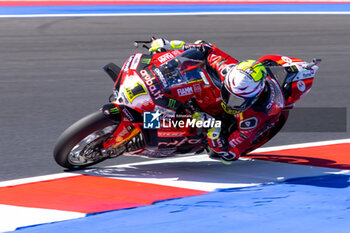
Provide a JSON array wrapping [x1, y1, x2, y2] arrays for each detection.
[[156, 49, 206, 87]]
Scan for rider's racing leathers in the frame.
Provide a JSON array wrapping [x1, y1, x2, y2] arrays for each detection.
[[152, 39, 284, 161]]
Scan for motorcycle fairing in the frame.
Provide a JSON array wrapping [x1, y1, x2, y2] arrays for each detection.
[[258, 55, 319, 107]]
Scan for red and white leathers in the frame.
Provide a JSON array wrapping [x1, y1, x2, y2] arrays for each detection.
[[153, 40, 284, 161]]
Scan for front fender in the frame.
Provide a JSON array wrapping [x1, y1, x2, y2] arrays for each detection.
[[102, 103, 121, 123]]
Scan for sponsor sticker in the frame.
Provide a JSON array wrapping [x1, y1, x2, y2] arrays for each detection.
[[121, 107, 134, 122], [124, 82, 147, 103], [266, 84, 276, 110], [141, 58, 151, 64], [158, 137, 202, 147], [168, 98, 176, 109], [140, 69, 164, 100], [193, 83, 201, 93], [158, 53, 174, 64], [157, 51, 181, 64], [122, 55, 134, 73], [302, 72, 313, 79], [110, 106, 120, 115], [281, 56, 293, 64], [154, 68, 168, 88], [297, 80, 306, 92], [158, 131, 190, 137], [177, 86, 194, 97], [130, 53, 142, 70], [229, 136, 244, 147]]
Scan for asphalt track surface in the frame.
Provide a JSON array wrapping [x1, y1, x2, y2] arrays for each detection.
[[0, 15, 349, 181]]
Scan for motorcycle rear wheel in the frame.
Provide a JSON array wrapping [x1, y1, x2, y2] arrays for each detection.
[[53, 111, 118, 170]]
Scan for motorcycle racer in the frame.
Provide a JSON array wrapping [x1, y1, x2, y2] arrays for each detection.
[[53, 37, 319, 170], [149, 38, 283, 162]]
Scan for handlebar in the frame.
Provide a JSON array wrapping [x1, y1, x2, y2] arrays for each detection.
[[133, 37, 156, 50]]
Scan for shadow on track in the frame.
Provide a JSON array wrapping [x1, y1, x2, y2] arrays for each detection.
[[246, 154, 350, 170], [72, 155, 343, 190]]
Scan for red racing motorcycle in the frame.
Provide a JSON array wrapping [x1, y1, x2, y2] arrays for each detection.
[[53, 40, 321, 169]]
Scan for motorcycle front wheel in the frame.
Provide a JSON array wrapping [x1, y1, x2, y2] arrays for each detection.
[[53, 111, 118, 170]]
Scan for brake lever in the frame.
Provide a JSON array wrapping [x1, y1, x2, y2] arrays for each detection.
[[133, 37, 154, 48], [304, 58, 322, 69]]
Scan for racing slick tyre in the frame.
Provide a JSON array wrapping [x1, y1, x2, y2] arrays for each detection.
[[53, 111, 118, 170]]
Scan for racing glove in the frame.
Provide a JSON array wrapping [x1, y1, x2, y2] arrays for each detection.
[[149, 38, 185, 52]]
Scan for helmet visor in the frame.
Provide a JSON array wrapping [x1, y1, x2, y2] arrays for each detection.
[[221, 83, 253, 112]]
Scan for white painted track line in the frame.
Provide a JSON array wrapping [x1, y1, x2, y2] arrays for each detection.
[[0, 204, 85, 232], [0, 12, 350, 18], [0, 138, 348, 189]]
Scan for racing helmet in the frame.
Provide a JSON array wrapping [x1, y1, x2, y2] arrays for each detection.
[[221, 60, 267, 114]]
